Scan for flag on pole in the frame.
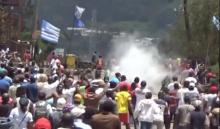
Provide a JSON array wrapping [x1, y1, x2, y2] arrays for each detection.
[[75, 6, 85, 19], [212, 16, 220, 30], [41, 20, 60, 43]]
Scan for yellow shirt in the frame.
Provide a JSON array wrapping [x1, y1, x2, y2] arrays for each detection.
[[115, 91, 131, 113]]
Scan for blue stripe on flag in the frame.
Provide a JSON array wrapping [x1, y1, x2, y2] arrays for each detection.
[[41, 20, 60, 43], [74, 19, 85, 28]]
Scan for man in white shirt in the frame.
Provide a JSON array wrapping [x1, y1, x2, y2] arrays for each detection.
[[62, 78, 76, 104], [185, 72, 197, 84], [135, 80, 150, 108], [177, 81, 190, 106], [10, 97, 33, 129], [167, 76, 181, 91]]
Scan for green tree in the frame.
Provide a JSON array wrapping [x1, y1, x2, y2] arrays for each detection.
[[167, 0, 219, 64]]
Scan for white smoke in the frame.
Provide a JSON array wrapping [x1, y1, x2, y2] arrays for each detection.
[[110, 33, 169, 93]]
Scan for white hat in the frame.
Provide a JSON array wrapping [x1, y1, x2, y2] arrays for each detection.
[[57, 98, 66, 110], [71, 106, 85, 118]]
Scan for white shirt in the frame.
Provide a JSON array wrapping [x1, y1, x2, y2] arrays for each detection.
[[177, 88, 190, 105], [134, 99, 159, 122], [135, 87, 150, 107], [9, 108, 33, 129], [167, 81, 181, 91], [62, 87, 76, 104], [38, 80, 59, 98]]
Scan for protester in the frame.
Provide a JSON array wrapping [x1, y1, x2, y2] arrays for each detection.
[[154, 92, 167, 129], [58, 112, 74, 129], [167, 76, 181, 91], [91, 100, 121, 129], [0, 49, 218, 129], [33, 92, 52, 120], [49, 97, 66, 129], [0, 93, 13, 117], [135, 80, 150, 108], [177, 80, 190, 105], [115, 84, 132, 129], [134, 92, 158, 129], [186, 101, 209, 129], [175, 96, 195, 129], [9, 97, 33, 129]]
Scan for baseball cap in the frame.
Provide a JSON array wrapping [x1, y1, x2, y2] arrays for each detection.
[[34, 117, 52, 129]]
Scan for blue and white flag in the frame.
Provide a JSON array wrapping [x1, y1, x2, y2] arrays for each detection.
[[41, 20, 60, 43], [75, 6, 85, 19], [212, 16, 220, 30]]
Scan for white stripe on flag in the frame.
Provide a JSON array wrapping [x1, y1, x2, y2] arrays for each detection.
[[41, 20, 60, 43], [75, 5, 85, 19], [212, 16, 220, 30]]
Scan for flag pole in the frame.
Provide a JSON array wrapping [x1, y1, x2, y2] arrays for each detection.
[[32, 0, 40, 60]]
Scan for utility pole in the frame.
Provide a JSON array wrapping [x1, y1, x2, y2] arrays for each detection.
[[32, 0, 40, 60]]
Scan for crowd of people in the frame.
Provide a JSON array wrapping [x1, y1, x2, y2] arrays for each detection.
[[0, 49, 219, 129]]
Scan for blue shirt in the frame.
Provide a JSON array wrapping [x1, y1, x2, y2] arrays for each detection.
[[110, 77, 120, 84], [26, 83, 38, 103], [0, 79, 10, 92]]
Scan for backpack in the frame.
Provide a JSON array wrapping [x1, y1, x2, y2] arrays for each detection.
[[34, 117, 51, 129], [35, 101, 49, 120]]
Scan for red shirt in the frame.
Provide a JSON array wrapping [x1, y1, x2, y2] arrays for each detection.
[[0, 96, 14, 106], [118, 81, 131, 92], [169, 90, 178, 107]]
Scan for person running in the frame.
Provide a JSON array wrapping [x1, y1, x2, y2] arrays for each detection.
[[115, 84, 132, 129], [134, 92, 158, 129]]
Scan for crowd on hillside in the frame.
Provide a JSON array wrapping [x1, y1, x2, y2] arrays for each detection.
[[0, 49, 219, 129]]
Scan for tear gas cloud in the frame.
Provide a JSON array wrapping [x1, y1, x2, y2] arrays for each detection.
[[109, 33, 169, 93]]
